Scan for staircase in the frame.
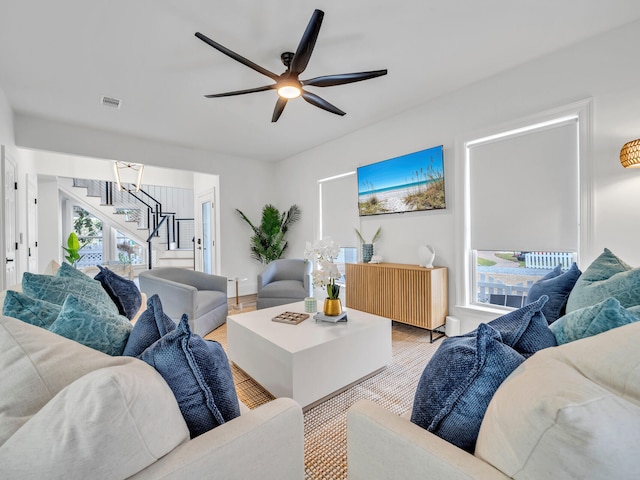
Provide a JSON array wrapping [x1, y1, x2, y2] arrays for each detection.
[[58, 178, 194, 269]]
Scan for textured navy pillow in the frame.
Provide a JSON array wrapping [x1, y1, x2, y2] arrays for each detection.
[[487, 295, 557, 357], [411, 323, 525, 452], [94, 265, 142, 320], [2, 290, 62, 328], [138, 314, 240, 438], [123, 294, 176, 357], [550, 297, 640, 344], [526, 263, 582, 324]]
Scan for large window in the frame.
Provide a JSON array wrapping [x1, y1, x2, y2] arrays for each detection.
[[462, 100, 591, 310], [72, 206, 145, 268], [73, 206, 103, 268], [475, 250, 575, 308]]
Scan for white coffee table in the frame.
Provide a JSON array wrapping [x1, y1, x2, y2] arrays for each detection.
[[227, 302, 392, 410]]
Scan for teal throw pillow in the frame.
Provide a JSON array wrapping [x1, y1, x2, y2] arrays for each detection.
[[411, 323, 525, 452], [550, 297, 640, 345], [138, 314, 240, 438], [56, 262, 97, 284], [94, 265, 142, 320], [123, 294, 176, 357], [2, 290, 62, 328], [22, 272, 119, 316], [49, 295, 133, 355], [526, 263, 582, 324], [566, 248, 640, 312]]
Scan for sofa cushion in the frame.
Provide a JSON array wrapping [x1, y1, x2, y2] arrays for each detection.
[[550, 297, 640, 344], [94, 265, 143, 320], [476, 321, 640, 479], [2, 290, 61, 328], [525, 263, 581, 324], [22, 272, 119, 316], [138, 314, 240, 438], [195, 290, 228, 316], [49, 295, 133, 356], [485, 295, 556, 357], [0, 314, 133, 446], [410, 323, 525, 452], [0, 361, 190, 479], [260, 280, 306, 298], [566, 248, 640, 312], [123, 294, 176, 357]]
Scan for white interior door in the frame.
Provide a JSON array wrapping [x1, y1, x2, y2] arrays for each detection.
[[27, 173, 38, 272], [195, 190, 216, 274], [2, 146, 18, 288]]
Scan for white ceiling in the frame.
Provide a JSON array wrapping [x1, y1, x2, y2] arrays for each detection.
[[2, 0, 640, 162]]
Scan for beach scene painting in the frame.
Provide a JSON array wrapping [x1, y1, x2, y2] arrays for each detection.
[[357, 145, 445, 216]]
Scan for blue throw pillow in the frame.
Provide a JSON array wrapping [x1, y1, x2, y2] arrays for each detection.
[[566, 248, 640, 312], [123, 294, 176, 357], [526, 263, 582, 324], [550, 297, 640, 345], [138, 314, 240, 438], [56, 262, 96, 284], [486, 295, 557, 357], [49, 295, 133, 355], [2, 290, 62, 328], [22, 272, 119, 316], [94, 265, 142, 320], [411, 323, 525, 452]]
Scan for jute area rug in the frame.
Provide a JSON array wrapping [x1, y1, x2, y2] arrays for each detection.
[[206, 318, 441, 479]]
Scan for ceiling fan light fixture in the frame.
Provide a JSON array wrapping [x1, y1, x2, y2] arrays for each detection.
[[277, 84, 302, 99]]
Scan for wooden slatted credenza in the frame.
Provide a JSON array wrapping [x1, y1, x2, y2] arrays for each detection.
[[345, 262, 448, 340]]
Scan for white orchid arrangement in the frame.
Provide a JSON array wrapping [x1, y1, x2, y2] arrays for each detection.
[[304, 237, 341, 300]]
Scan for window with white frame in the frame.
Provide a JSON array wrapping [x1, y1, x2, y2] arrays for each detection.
[[318, 172, 359, 285], [463, 101, 591, 310]]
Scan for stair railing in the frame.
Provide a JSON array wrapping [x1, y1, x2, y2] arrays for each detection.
[[73, 178, 195, 269]]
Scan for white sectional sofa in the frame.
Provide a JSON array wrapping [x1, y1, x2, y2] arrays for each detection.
[[0, 307, 304, 479], [347, 320, 640, 479]]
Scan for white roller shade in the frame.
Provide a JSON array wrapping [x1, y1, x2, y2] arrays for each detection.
[[469, 120, 579, 252], [320, 173, 358, 247]]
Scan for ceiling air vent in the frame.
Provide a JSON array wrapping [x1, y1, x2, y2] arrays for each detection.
[[100, 95, 121, 109]]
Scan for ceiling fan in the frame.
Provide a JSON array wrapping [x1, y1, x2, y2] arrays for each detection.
[[195, 9, 388, 122]]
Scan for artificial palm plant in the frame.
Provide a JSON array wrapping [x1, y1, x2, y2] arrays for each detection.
[[236, 204, 301, 264]]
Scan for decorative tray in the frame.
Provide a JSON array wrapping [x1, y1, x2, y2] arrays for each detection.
[[271, 311, 309, 325]]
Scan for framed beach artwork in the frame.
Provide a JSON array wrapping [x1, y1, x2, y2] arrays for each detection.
[[357, 145, 445, 216]]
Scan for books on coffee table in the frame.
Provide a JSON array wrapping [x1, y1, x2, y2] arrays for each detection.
[[313, 311, 348, 323]]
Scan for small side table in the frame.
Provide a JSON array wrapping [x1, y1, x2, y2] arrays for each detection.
[[228, 277, 248, 310]]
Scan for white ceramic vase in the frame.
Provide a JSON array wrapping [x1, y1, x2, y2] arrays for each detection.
[[418, 244, 435, 268]]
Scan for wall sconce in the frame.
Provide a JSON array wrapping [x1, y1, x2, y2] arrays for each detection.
[[620, 139, 640, 168], [113, 161, 144, 192]]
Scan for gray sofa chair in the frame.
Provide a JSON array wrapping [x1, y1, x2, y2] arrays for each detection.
[[257, 259, 313, 309], [138, 268, 228, 336]]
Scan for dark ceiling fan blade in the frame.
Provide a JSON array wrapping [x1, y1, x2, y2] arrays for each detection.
[[301, 90, 345, 116], [205, 85, 276, 98], [290, 9, 324, 75], [302, 69, 388, 87], [195, 32, 280, 81], [272, 97, 288, 122]]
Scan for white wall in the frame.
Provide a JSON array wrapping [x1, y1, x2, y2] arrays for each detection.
[[1, 86, 39, 287], [0, 86, 13, 144], [275, 19, 640, 331]]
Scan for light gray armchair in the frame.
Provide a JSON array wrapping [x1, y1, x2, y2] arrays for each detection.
[[138, 268, 228, 336], [257, 259, 313, 309]]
